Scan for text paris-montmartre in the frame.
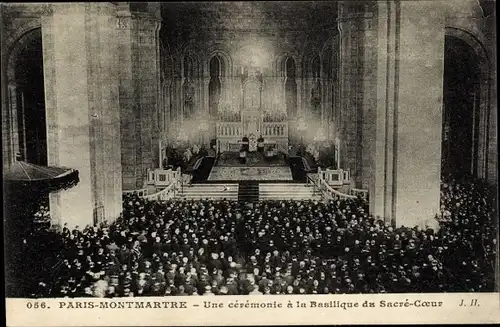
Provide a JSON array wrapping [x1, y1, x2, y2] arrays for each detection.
[[58, 301, 188, 309]]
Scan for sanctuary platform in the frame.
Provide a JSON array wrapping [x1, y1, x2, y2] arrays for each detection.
[[207, 151, 293, 181]]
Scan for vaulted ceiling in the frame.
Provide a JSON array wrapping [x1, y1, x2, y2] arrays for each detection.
[[160, 1, 339, 33]]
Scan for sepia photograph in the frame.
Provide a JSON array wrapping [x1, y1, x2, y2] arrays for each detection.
[[2, 1, 498, 326]]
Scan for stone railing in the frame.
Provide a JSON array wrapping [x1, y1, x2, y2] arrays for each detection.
[[319, 180, 358, 200], [317, 167, 350, 188], [142, 181, 178, 202], [262, 122, 288, 137], [307, 174, 357, 200], [216, 121, 288, 138], [146, 167, 182, 187], [124, 170, 181, 202], [216, 122, 242, 138]]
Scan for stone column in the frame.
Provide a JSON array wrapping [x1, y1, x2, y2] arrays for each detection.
[[203, 76, 210, 115], [296, 63, 303, 116], [337, 2, 375, 185], [6, 84, 20, 163], [42, 3, 122, 229], [366, 1, 445, 228], [117, 4, 161, 190]]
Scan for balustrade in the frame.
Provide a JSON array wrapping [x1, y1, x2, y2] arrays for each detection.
[[123, 167, 181, 201], [317, 167, 352, 186], [143, 182, 178, 202], [216, 122, 243, 138], [154, 167, 182, 187], [216, 121, 288, 138], [313, 167, 368, 201], [319, 180, 358, 200], [262, 122, 288, 137]]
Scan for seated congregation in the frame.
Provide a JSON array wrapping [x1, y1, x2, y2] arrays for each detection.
[[24, 176, 496, 298]]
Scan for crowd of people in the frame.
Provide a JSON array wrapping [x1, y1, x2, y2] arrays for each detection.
[[26, 175, 496, 298]]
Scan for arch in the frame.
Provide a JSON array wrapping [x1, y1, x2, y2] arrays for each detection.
[[3, 25, 43, 163], [320, 36, 339, 81], [445, 27, 491, 70], [4, 19, 42, 68], [181, 43, 203, 78], [274, 51, 300, 77], [301, 42, 321, 77], [312, 55, 321, 78], [275, 55, 287, 77], [301, 48, 322, 79], [183, 55, 194, 79], [275, 53, 299, 77], [443, 26, 493, 180], [3, 26, 47, 167], [5, 24, 43, 83], [285, 57, 296, 78], [209, 55, 222, 116], [206, 47, 232, 77], [209, 55, 223, 78]]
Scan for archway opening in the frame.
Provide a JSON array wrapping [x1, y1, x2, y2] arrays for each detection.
[[10, 28, 47, 166], [285, 57, 297, 117], [442, 35, 481, 179], [209, 56, 222, 117]]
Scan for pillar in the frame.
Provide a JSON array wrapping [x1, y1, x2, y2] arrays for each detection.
[[338, 2, 375, 186], [367, 1, 445, 228], [117, 3, 161, 190], [42, 3, 122, 229], [6, 84, 20, 164]]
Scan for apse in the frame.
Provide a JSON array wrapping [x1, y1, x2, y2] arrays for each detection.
[[235, 41, 274, 73]]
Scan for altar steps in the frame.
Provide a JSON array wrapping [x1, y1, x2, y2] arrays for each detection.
[[180, 183, 239, 200], [238, 182, 260, 203], [259, 183, 322, 201]]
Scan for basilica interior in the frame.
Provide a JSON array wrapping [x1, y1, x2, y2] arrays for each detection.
[[1, 1, 498, 298]]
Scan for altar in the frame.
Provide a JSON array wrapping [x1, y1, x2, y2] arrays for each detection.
[[218, 121, 288, 153], [227, 139, 277, 152], [215, 66, 289, 153]]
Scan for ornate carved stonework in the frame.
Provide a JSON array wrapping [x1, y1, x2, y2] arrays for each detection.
[[243, 77, 261, 110], [116, 16, 131, 29]]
